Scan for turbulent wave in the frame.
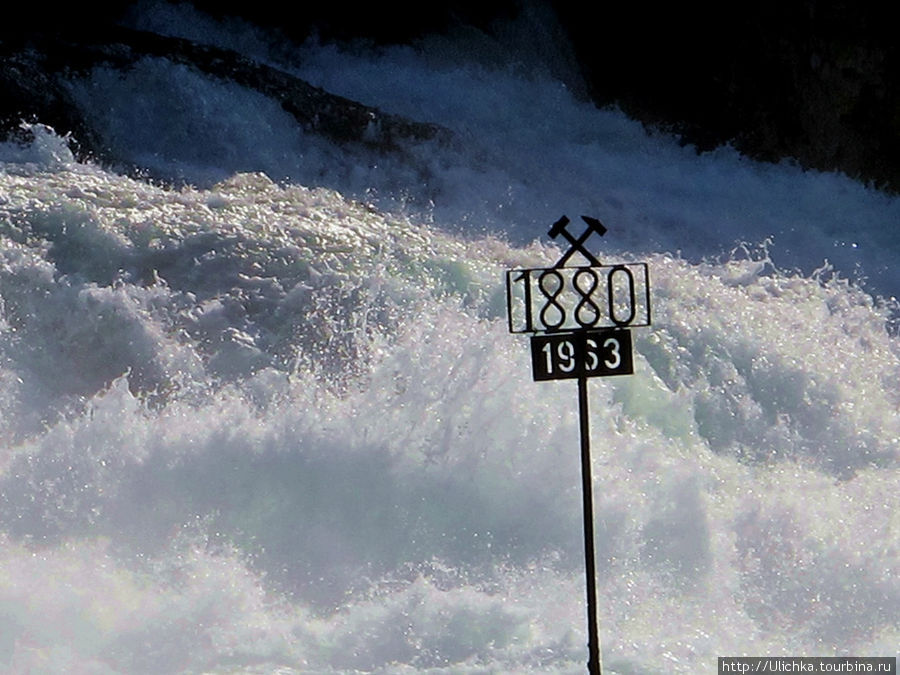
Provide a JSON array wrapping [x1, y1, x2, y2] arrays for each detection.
[[2, 4, 900, 672]]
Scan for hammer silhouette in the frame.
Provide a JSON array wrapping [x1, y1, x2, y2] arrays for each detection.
[[549, 215, 606, 267]]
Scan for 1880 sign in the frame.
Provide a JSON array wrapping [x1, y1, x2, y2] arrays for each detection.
[[505, 215, 650, 381], [507, 264, 651, 334], [503, 215, 651, 675]]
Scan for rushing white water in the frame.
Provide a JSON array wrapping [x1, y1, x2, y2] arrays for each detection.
[[1, 3, 899, 673]]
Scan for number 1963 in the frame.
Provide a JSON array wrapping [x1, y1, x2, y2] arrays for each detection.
[[530, 330, 634, 381]]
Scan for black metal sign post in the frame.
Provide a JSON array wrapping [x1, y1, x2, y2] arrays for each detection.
[[578, 371, 600, 675], [505, 216, 651, 675]]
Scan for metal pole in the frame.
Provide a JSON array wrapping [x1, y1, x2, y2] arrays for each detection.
[[578, 374, 602, 675]]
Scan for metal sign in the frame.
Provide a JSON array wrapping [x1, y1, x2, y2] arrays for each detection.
[[530, 329, 633, 381], [503, 215, 651, 675], [506, 264, 651, 335]]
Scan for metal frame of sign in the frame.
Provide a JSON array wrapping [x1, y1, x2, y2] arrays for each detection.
[[505, 263, 651, 334]]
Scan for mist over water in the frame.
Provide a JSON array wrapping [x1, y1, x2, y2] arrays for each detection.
[[1, 3, 899, 672]]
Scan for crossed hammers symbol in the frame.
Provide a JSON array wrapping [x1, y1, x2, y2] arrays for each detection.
[[549, 215, 607, 268]]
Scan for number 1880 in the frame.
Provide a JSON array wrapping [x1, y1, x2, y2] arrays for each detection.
[[506, 264, 650, 335]]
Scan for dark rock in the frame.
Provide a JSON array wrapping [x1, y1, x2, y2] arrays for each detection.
[[0, 49, 102, 155], [1, 26, 452, 170], [554, 0, 900, 190]]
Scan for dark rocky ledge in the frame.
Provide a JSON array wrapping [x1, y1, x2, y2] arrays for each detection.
[[0, 26, 453, 169], [554, 0, 900, 193], [3, 1, 899, 193]]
